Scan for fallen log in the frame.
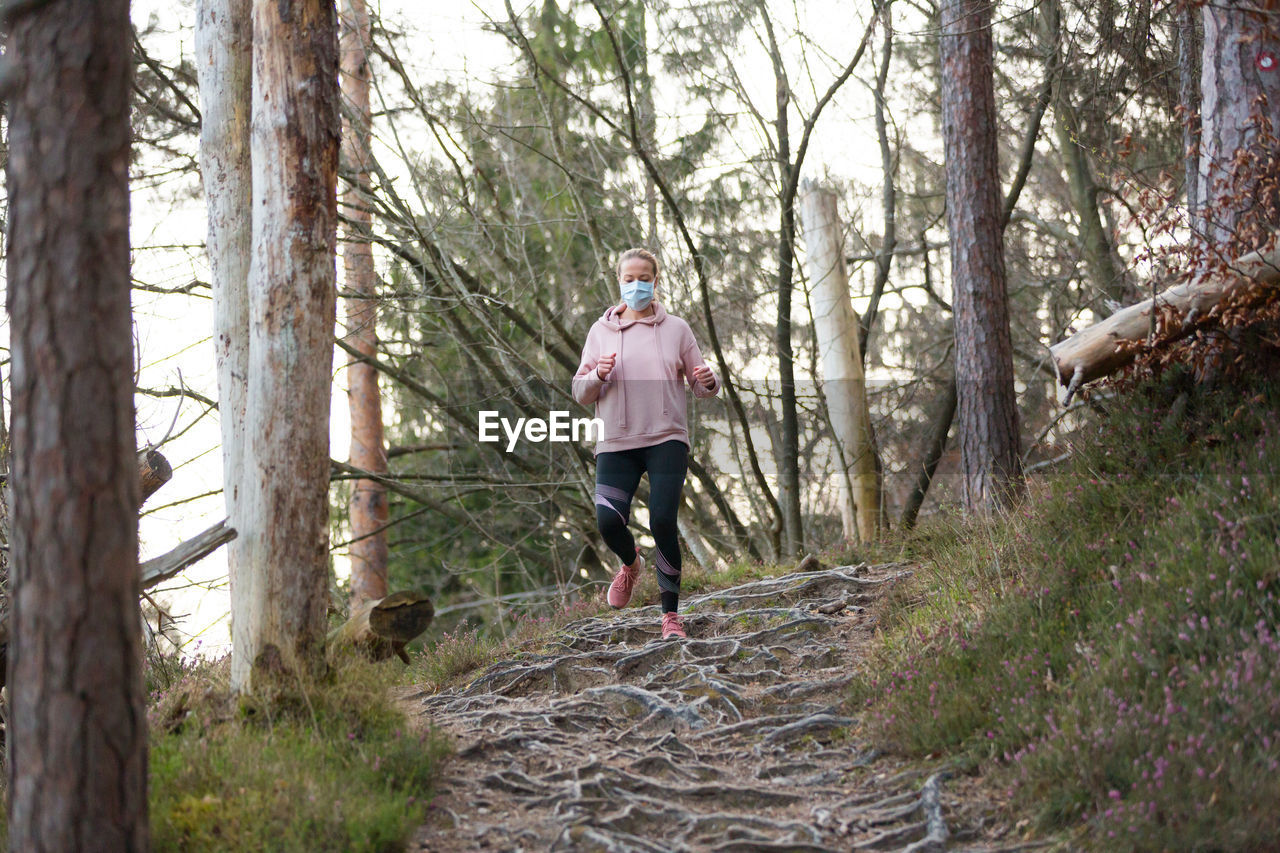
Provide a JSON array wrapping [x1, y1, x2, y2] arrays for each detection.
[[140, 519, 236, 591], [329, 590, 434, 664], [1050, 246, 1280, 392]]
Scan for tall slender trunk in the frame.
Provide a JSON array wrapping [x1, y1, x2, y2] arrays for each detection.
[[195, 0, 253, 682], [238, 0, 341, 688], [1043, 0, 1126, 308], [1179, 3, 1202, 231], [341, 0, 389, 609], [799, 182, 882, 543], [637, 6, 659, 250], [5, 0, 149, 846], [764, 15, 804, 557], [863, 2, 896, 355], [941, 0, 1024, 511], [900, 374, 957, 529]]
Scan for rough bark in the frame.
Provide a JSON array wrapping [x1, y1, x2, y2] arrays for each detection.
[[1197, 0, 1280, 254], [238, 0, 341, 690], [340, 0, 389, 610], [1179, 2, 1202, 229], [798, 182, 882, 543], [5, 0, 149, 846], [940, 0, 1025, 511], [195, 0, 254, 692]]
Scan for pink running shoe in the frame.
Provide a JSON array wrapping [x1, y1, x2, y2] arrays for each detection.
[[661, 611, 687, 640], [607, 552, 643, 609]]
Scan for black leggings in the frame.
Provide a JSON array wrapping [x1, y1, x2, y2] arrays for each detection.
[[595, 439, 688, 613]]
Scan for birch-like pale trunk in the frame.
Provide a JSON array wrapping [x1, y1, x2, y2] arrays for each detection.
[[195, 0, 254, 689], [341, 0, 389, 609], [798, 181, 882, 543], [6, 0, 148, 844], [239, 0, 340, 688]]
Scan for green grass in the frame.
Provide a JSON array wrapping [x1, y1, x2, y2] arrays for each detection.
[[853, 372, 1280, 848], [148, 653, 450, 852], [680, 554, 787, 595], [406, 594, 613, 690]]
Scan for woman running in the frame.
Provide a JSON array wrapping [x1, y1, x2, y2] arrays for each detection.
[[572, 248, 720, 640]]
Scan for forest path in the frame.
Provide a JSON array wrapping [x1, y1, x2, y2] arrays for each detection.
[[404, 563, 1017, 852]]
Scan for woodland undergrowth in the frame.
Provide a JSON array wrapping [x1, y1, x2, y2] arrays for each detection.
[[854, 367, 1280, 849], [137, 547, 784, 850], [145, 653, 449, 852]]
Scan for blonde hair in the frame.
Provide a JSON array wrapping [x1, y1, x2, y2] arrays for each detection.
[[616, 247, 660, 280]]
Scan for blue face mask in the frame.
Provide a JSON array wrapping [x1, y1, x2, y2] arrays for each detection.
[[621, 279, 655, 311]]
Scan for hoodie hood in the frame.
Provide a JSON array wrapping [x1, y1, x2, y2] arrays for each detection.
[[598, 300, 669, 330], [571, 300, 721, 455]]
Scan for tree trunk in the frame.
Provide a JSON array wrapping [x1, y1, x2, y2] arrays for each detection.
[[798, 181, 882, 543], [1053, 97, 1127, 308], [900, 374, 957, 529], [1042, 0, 1125, 309], [678, 514, 726, 574], [341, 0, 389, 610], [5, 0, 149, 846], [1197, 1, 1280, 255], [1179, 3, 1202, 230], [637, 5, 659, 250], [238, 0, 340, 690], [195, 0, 254, 691], [765, 16, 804, 557], [862, 1, 896, 355], [940, 0, 1025, 511]]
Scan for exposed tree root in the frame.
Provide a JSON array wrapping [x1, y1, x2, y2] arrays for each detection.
[[408, 563, 1006, 851]]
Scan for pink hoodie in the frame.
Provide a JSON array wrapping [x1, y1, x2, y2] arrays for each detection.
[[572, 301, 720, 454]]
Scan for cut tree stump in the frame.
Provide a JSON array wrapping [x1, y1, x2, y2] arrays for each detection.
[[138, 448, 173, 504], [330, 590, 434, 664]]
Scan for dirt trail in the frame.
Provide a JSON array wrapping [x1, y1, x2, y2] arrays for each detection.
[[405, 563, 1019, 852]]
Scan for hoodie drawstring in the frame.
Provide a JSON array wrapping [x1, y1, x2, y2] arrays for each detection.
[[618, 321, 626, 429], [656, 323, 667, 415]]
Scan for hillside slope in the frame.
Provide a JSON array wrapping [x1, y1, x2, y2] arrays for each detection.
[[405, 563, 1017, 851]]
